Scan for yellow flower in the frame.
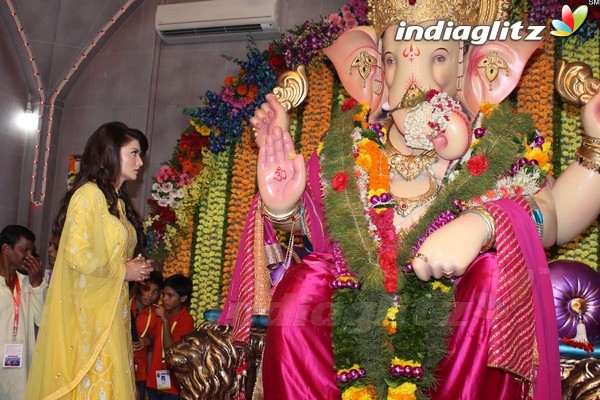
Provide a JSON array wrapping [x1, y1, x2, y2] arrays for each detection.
[[526, 147, 550, 168], [387, 383, 418, 400], [431, 281, 451, 293], [342, 386, 374, 400], [198, 125, 211, 136], [386, 306, 399, 320], [338, 364, 362, 374], [390, 358, 421, 367], [382, 319, 397, 334], [480, 102, 498, 117], [317, 141, 325, 155]]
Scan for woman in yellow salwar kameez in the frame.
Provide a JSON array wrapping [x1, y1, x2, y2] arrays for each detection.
[[26, 123, 154, 400]]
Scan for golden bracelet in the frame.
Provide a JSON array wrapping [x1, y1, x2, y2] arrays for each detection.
[[462, 206, 496, 253], [261, 201, 301, 223], [575, 136, 600, 174], [581, 135, 600, 148]]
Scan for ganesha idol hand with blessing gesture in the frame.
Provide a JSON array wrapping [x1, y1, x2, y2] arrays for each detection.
[[250, 94, 305, 219]]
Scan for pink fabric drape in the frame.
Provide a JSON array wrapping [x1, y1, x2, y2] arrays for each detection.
[[430, 198, 560, 400], [263, 252, 339, 400]]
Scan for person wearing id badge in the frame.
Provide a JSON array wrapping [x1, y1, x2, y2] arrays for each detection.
[[146, 274, 194, 400], [0, 225, 46, 400], [131, 270, 164, 400]]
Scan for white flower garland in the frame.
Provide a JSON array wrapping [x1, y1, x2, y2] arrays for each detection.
[[404, 91, 463, 150]]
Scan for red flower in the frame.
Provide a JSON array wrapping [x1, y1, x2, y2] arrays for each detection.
[[513, 186, 523, 197], [341, 98, 358, 111], [425, 89, 440, 102], [331, 172, 349, 192], [267, 43, 287, 74], [467, 155, 488, 176], [380, 252, 397, 294]]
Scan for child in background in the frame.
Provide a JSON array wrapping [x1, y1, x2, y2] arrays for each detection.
[[146, 274, 194, 400], [131, 270, 164, 400]]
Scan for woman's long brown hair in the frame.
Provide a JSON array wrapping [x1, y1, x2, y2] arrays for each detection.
[[53, 122, 149, 254]]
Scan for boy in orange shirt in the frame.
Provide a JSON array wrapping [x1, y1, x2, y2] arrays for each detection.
[[131, 270, 163, 400], [146, 274, 194, 400]]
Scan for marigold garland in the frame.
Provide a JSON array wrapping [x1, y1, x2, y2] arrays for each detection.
[[516, 20, 555, 173], [299, 57, 334, 159], [221, 126, 259, 302], [162, 212, 193, 277]]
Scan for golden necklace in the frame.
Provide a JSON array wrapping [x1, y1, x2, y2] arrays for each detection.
[[383, 139, 438, 181], [391, 169, 439, 217]]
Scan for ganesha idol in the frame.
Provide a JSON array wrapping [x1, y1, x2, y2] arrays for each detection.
[[215, 0, 600, 399]]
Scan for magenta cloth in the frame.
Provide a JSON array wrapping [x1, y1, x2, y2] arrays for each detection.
[[430, 253, 524, 399], [263, 252, 339, 400], [430, 198, 560, 400]]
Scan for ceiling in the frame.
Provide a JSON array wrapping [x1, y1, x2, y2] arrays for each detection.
[[0, 0, 145, 103]]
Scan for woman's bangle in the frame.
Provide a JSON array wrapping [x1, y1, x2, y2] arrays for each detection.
[[462, 206, 496, 253], [575, 135, 600, 174], [261, 201, 301, 223]]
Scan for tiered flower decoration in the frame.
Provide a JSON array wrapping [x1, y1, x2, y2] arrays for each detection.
[[144, 0, 369, 310]]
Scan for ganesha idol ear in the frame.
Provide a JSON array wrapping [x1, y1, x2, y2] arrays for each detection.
[[460, 39, 541, 116], [323, 26, 387, 119]]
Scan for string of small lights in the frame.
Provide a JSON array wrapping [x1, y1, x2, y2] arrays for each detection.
[[5, 0, 138, 205]]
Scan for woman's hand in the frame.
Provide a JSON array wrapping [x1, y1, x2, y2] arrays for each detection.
[[411, 212, 488, 281], [250, 94, 291, 148], [257, 126, 306, 215], [124, 254, 153, 282]]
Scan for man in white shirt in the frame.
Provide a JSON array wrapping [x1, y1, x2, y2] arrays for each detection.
[[0, 225, 47, 399]]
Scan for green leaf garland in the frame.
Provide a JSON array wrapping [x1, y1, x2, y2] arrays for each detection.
[[322, 98, 535, 397]]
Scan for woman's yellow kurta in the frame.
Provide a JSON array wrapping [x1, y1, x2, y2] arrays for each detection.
[[26, 182, 137, 399]]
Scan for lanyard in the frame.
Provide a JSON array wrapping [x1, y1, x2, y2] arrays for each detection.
[[160, 320, 178, 360], [140, 307, 152, 337], [11, 276, 21, 341], [131, 298, 153, 338]]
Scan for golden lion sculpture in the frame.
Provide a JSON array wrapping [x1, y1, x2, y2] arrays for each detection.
[[561, 357, 600, 400], [166, 320, 266, 400]]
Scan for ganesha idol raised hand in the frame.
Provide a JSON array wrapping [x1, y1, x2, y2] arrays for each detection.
[[244, 0, 600, 399]]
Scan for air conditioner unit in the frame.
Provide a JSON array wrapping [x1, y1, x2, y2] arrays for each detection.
[[156, 0, 283, 44]]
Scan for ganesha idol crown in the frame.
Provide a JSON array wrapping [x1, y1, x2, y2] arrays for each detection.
[[367, 0, 512, 38]]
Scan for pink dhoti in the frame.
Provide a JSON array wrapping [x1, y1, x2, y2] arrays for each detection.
[[263, 253, 339, 400]]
